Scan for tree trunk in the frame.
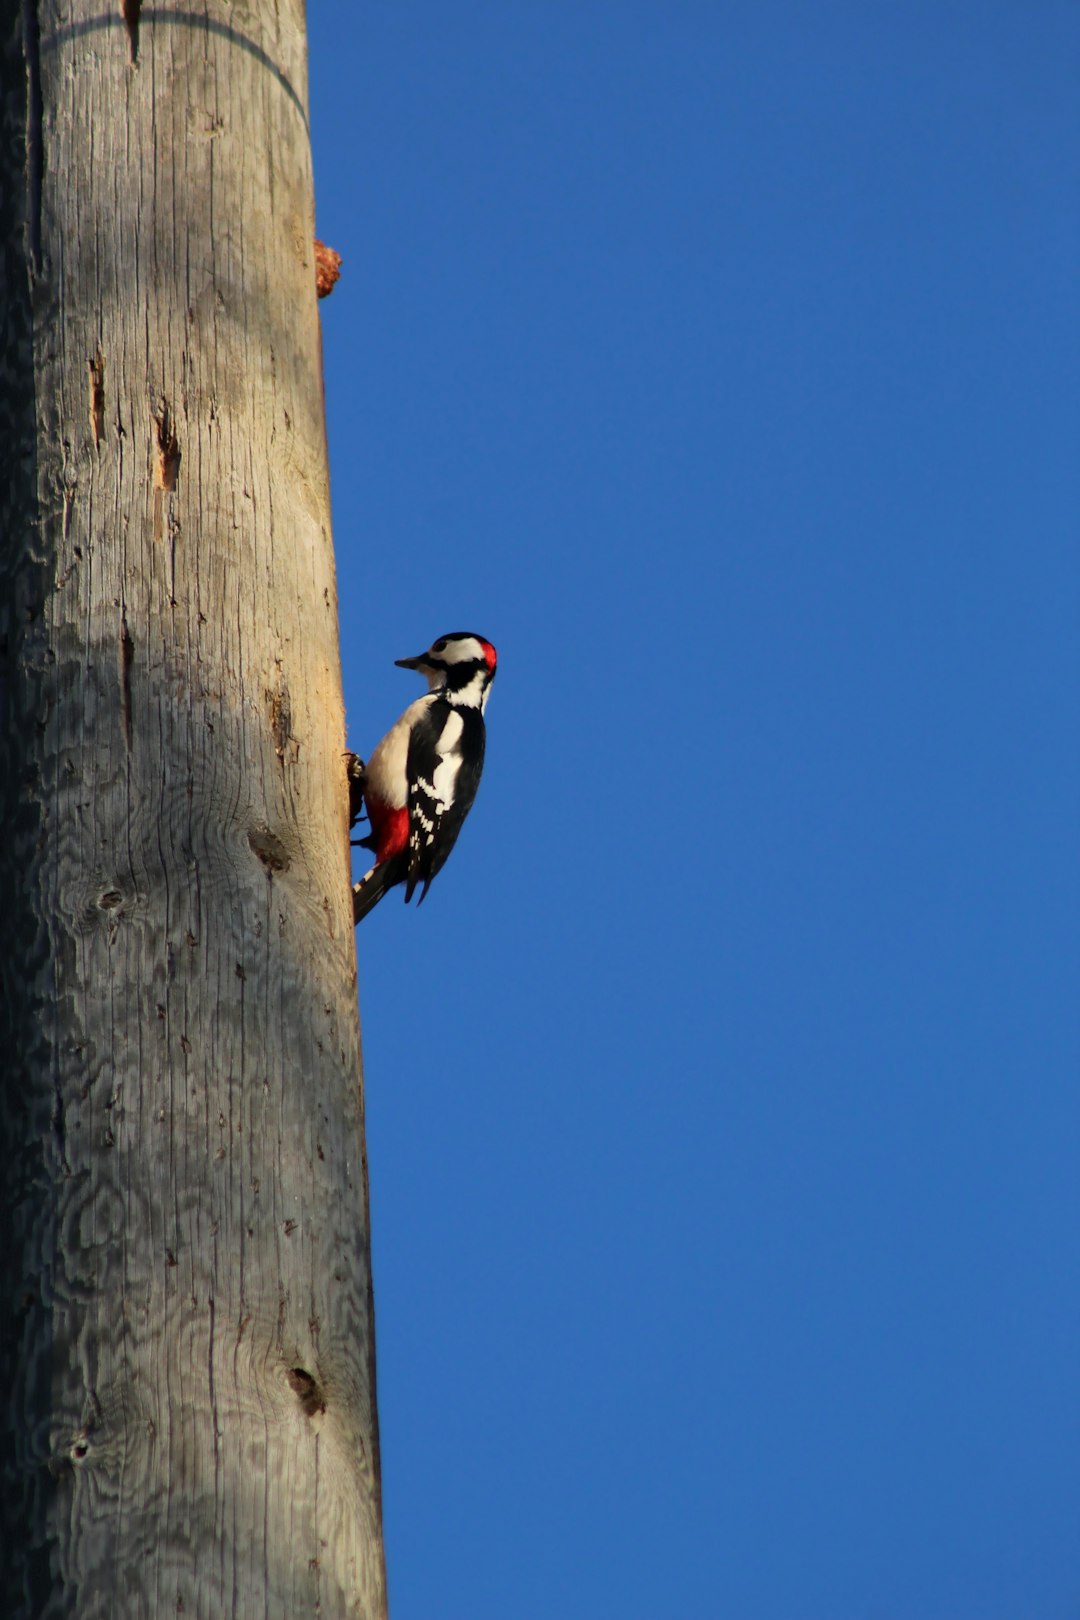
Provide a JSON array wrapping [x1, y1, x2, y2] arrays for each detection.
[[0, 4, 386, 1615]]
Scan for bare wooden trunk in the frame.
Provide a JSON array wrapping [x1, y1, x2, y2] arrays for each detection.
[[0, 4, 386, 1614]]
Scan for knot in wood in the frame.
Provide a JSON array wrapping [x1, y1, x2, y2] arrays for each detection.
[[286, 1367, 326, 1419], [248, 826, 290, 873]]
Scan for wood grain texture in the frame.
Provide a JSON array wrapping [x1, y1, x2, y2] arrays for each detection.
[[0, 4, 386, 1613]]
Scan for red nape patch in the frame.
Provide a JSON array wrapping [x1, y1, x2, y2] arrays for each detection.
[[480, 639, 498, 672], [368, 801, 409, 863]]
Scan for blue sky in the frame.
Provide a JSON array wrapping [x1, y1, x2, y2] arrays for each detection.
[[308, 6, 1080, 1616]]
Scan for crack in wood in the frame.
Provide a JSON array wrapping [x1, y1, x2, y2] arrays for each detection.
[[152, 399, 180, 547], [119, 610, 134, 749], [267, 681, 292, 763], [88, 348, 105, 446], [21, 0, 42, 270], [153, 399, 180, 491], [120, 0, 141, 64]]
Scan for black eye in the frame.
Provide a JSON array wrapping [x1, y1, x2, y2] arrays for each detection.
[[433, 639, 447, 653]]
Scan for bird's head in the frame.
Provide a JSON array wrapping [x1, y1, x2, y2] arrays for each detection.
[[396, 633, 498, 709]]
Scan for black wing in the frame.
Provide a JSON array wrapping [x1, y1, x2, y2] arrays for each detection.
[[404, 700, 486, 904]]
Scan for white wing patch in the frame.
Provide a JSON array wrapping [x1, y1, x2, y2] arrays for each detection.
[[431, 710, 464, 805], [408, 709, 465, 868]]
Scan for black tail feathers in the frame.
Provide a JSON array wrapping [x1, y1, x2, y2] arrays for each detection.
[[352, 856, 406, 924]]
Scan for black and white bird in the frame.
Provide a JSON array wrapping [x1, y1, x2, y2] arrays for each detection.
[[350, 632, 498, 923]]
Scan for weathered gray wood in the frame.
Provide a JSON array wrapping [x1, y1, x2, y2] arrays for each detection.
[[0, 3, 386, 1614]]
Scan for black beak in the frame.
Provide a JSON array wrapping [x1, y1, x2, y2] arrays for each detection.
[[395, 653, 427, 671]]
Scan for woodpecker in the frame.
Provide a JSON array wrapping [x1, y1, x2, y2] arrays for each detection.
[[350, 632, 497, 923]]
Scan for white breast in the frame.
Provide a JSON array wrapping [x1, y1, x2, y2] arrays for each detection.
[[365, 695, 433, 808]]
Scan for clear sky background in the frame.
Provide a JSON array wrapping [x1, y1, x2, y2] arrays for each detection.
[[307, 6, 1080, 1617]]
